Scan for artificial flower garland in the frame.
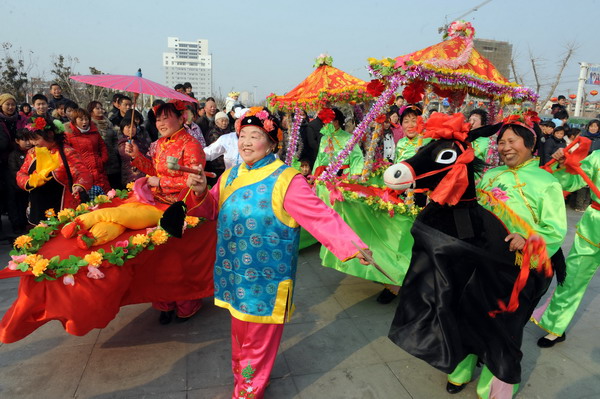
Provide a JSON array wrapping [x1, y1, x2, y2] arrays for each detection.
[[319, 73, 404, 181], [284, 107, 305, 165], [360, 119, 384, 181], [8, 187, 204, 284], [317, 178, 421, 218]]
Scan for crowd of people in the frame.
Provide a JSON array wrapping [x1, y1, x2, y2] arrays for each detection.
[[1, 80, 600, 399]]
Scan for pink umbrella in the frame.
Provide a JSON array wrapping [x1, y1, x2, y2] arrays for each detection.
[[70, 69, 198, 103]]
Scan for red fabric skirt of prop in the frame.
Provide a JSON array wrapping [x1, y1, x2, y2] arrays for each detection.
[[0, 220, 216, 343]]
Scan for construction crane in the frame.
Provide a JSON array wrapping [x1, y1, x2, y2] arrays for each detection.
[[437, 0, 492, 34]]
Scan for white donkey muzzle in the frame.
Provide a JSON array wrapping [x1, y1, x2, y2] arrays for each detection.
[[383, 163, 414, 191]]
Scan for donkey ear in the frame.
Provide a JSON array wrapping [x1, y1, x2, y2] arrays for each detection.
[[467, 123, 502, 142]]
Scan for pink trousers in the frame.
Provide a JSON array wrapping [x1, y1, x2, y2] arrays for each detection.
[[231, 317, 285, 399]]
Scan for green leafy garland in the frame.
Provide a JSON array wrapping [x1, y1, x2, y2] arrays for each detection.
[[8, 188, 204, 283]]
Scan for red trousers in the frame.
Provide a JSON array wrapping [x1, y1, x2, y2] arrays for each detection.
[[230, 317, 284, 399], [152, 299, 203, 318]]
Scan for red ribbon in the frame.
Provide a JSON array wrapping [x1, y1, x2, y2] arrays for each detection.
[[423, 112, 471, 142], [488, 235, 551, 318], [542, 137, 600, 200], [428, 145, 475, 206]]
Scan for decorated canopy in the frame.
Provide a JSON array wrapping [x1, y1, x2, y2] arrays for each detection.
[[268, 54, 373, 112], [367, 21, 537, 105]]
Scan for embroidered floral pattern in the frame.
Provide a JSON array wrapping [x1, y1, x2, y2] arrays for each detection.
[[238, 362, 257, 398]]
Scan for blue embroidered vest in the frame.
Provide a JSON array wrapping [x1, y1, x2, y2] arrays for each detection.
[[214, 155, 300, 323]]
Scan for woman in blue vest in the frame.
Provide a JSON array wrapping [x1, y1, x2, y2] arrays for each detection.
[[184, 107, 371, 398]]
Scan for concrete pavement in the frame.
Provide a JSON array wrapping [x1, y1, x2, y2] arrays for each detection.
[[0, 209, 598, 398]]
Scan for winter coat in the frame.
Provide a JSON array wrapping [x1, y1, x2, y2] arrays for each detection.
[[541, 135, 567, 165], [581, 131, 600, 153], [0, 112, 26, 165], [92, 117, 120, 175], [64, 122, 111, 191]]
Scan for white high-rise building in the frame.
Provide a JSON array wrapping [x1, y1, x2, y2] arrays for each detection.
[[163, 37, 212, 99]]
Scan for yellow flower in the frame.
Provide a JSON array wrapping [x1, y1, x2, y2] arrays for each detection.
[[45, 208, 56, 218], [76, 203, 90, 212], [367, 57, 378, 65], [57, 208, 75, 221], [382, 58, 392, 67], [23, 254, 43, 266], [150, 229, 169, 245], [126, 182, 135, 190], [131, 234, 150, 247], [95, 195, 110, 204], [184, 216, 200, 228], [83, 251, 103, 267], [14, 235, 33, 249], [32, 258, 50, 277]]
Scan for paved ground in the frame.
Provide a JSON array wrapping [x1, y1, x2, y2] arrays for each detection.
[[0, 209, 598, 399]]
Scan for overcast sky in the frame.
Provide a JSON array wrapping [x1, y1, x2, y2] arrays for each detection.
[[2, 0, 599, 101]]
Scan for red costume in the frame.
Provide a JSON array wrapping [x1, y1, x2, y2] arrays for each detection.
[[132, 128, 205, 204], [16, 145, 92, 211]]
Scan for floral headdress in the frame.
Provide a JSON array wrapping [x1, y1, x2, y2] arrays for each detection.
[[501, 109, 541, 133], [26, 117, 51, 132], [25, 117, 63, 133], [153, 100, 188, 115], [235, 106, 281, 143]]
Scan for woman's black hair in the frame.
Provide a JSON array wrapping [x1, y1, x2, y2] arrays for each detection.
[[123, 109, 144, 125], [20, 103, 31, 112], [331, 108, 345, 130], [399, 104, 422, 124], [119, 117, 137, 132], [586, 119, 600, 131], [468, 108, 488, 126], [498, 123, 536, 150], [154, 102, 182, 120]]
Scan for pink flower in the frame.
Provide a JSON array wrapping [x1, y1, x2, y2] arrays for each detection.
[[87, 266, 105, 280], [262, 118, 275, 132], [89, 204, 99, 211], [145, 226, 158, 234], [115, 240, 128, 248], [8, 254, 27, 270], [491, 187, 509, 202], [106, 189, 116, 199], [255, 110, 269, 121], [63, 274, 75, 286]]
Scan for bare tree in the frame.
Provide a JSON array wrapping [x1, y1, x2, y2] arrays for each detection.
[[50, 54, 81, 103], [0, 42, 33, 101], [531, 42, 578, 110]]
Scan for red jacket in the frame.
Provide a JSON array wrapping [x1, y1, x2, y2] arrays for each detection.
[[17, 145, 93, 210], [64, 122, 111, 191], [132, 128, 205, 204]]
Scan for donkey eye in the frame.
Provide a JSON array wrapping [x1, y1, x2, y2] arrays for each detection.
[[435, 149, 457, 164]]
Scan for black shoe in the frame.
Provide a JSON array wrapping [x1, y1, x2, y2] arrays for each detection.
[[446, 381, 466, 394], [159, 310, 175, 325], [376, 288, 397, 304], [537, 333, 566, 348]]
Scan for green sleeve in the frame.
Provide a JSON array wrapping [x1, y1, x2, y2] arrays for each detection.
[[534, 180, 568, 256]]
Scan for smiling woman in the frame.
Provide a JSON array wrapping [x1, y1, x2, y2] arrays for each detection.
[[446, 112, 568, 398], [183, 106, 371, 399]]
